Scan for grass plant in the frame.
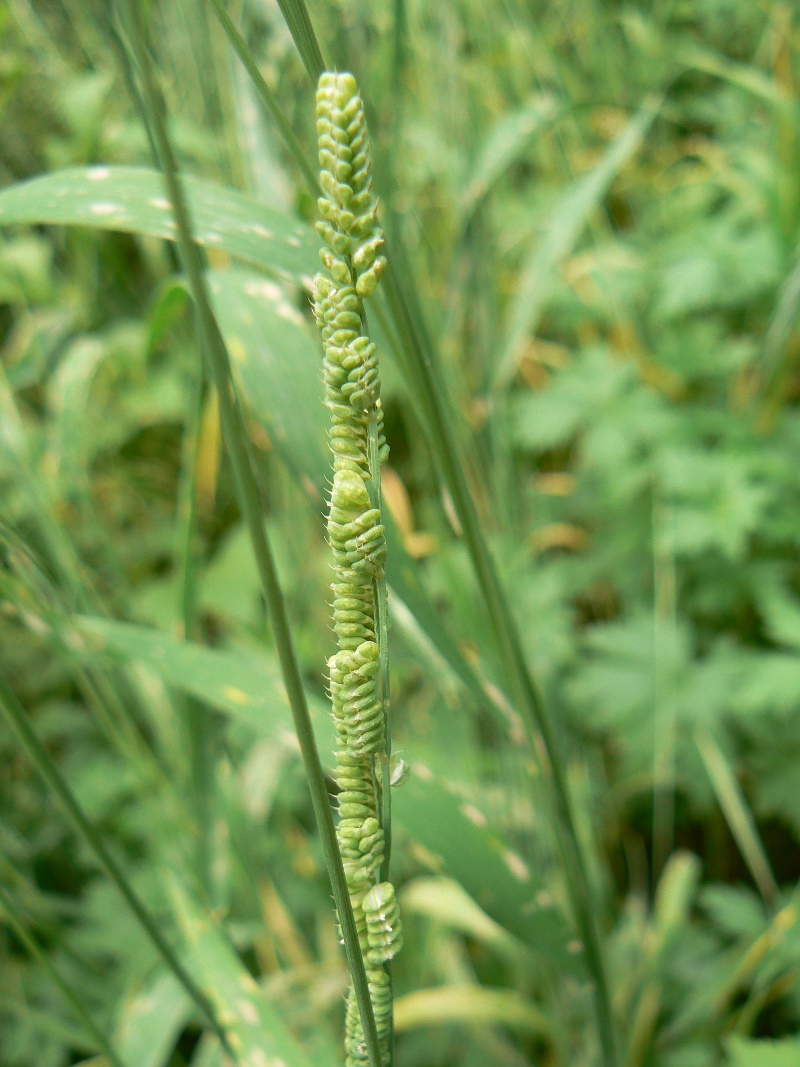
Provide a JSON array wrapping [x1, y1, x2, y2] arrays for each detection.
[[2, 3, 800, 1067]]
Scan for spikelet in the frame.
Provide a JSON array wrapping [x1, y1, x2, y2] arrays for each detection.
[[316, 72, 386, 298], [363, 882, 403, 966], [314, 71, 400, 1067]]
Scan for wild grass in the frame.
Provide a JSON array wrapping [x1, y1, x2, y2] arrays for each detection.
[[1, 2, 800, 1067]]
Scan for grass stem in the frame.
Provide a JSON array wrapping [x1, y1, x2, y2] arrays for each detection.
[[0, 883, 128, 1067], [0, 677, 231, 1054]]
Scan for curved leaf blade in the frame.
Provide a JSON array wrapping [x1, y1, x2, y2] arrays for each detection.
[[393, 765, 578, 967], [169, 878, 317, 1067], [459, 94, 563, 223], [0, 167, 318, 280]]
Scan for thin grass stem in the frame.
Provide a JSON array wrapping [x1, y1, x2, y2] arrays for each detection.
[[0, 883, 128, 1067], [272, 0, 325, 82], [174, 360, 215, 895], [0, 676, 231, 1054], [205, 0, 320, 196], [381, 245, 620, 1067]]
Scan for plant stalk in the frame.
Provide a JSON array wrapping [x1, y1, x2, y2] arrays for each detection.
[[0, 882, 128, 1067], [0, 677, 230, 1054]]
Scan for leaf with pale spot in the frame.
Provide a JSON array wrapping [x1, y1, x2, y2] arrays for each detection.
[[0, 167, 317, 281]]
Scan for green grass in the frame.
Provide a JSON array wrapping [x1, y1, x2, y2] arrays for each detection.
[[2, 2, 800, 1066]]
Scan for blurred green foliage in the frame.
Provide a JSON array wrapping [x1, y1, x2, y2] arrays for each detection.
[[2, 1, 800, 1065]]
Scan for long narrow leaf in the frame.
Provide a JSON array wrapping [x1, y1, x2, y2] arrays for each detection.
[[0, 884, 127, 1067], [169, 879, 319, 1067], [0, 167, 317, 281], [493, 94, 662, 391], [459, 95, 564, 224]]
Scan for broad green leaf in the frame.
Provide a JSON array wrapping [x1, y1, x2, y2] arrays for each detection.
[[459, 94, 563, 222], [0, 167, 317, 281], [169, 879, 316, 1067], [393, 985, 551, 1036], [393, 764, 577, 966], [494, 94, 662, 390], [208, 269, 328, 492], [115, 973, 191, 1067]]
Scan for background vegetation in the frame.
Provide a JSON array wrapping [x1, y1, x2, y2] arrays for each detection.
[[2, 1, 800, 1065]]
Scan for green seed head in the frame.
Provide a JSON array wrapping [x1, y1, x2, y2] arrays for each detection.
[[315, 71, 384, 298]]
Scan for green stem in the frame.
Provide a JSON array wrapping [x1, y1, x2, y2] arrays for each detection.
[[273, 0, 326, 82], [205, 0, 320, 196], [0, 883, 127, 1067], [367, 412, 392, 881], [0, 677, 230, 1054], [175, 359, 215, 896], [115, 7, 382, 1065]]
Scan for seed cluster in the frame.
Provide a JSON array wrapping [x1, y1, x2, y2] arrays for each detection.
[[314, 72, 402, 1067]]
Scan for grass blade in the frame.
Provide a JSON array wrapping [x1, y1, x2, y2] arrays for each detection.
[[695, 727, 780, 910], [115, 973, 192, 1067], [272, 0, 326, 82], [393, 767, 576, 963], [0, 167, 317, 281], [169, 878, 318, 1067], [393, 985, 551, 1038], [0, 678, 230, 1053], [459, 94, 564, 225], [378, 235, 621, 1063], [74, 614, 333, 749], [493, 93, 662, 391], [205, 0, 319, 195]]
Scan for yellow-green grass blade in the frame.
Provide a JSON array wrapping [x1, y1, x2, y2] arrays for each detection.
[[393, 985, 551, 1038], [169, 878, 321, 1067], [695, 727, 780, 910], [115, 973, 192, 1067]]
